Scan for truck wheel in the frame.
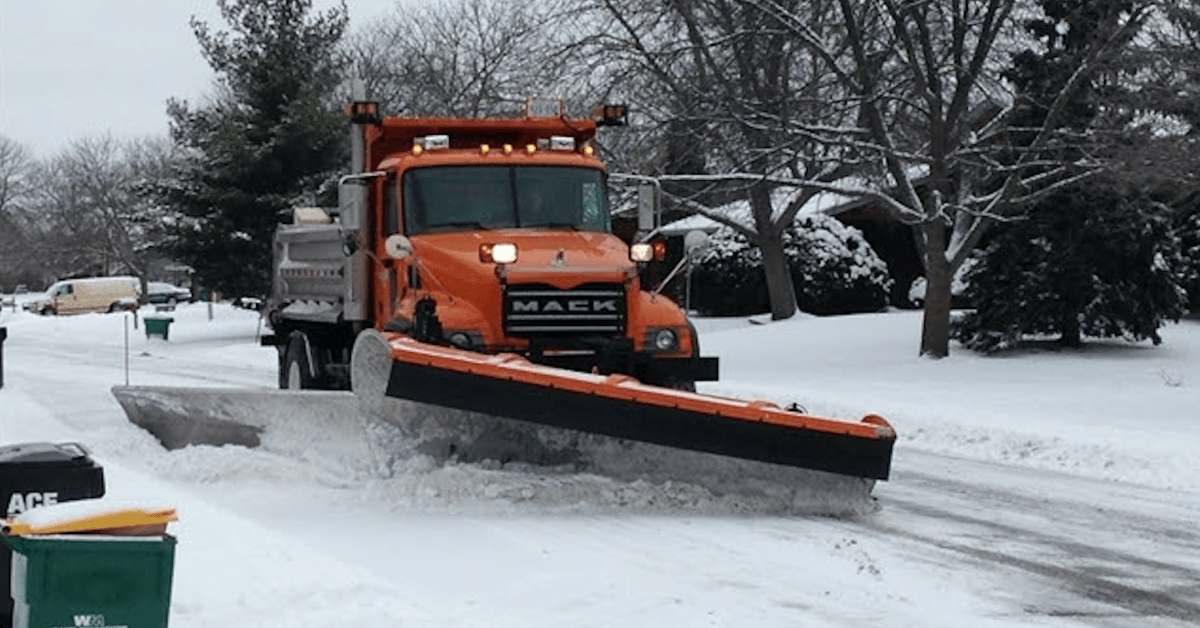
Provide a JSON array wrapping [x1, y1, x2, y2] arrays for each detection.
[[665, 321, 701, 392], [281, 333, 317, 390]]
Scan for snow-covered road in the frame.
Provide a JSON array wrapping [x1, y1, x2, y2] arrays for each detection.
[[870, 451, 1200, 625], [2, 303, 1197, 627]]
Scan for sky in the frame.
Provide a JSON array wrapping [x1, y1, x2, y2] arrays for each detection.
[[0, 0, 401, 159], [0, 297, 1197, 625]]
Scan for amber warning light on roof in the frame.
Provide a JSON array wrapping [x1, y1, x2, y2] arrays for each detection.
[[593, 104, 628, 127], [347, 101, 381, 124]]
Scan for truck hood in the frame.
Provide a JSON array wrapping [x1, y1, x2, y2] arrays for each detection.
[[411, 230, 637, 286]]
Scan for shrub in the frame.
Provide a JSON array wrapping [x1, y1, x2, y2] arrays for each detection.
[[689, 214, 892, 316], [688, 229, 768, 316], [785, 215, 893, 315]]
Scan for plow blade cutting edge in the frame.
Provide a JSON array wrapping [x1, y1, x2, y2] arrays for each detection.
[[364, 332, 896, 481]]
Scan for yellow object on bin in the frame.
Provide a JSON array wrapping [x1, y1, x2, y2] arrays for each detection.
[[3, 505, 177, 537], [2, 503, 179, 628]]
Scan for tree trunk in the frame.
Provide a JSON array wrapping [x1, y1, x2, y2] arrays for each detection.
[[918, 222, 953, 358], [749, 183, 797, 320], [1059, 315, 1082, 347], [761, 235, 797, 320]]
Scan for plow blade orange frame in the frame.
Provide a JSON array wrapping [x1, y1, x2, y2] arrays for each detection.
[[383, 337, 896, 480]]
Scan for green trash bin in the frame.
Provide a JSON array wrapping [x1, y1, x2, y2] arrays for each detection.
[[143, 317, 174, 340], [3, 533, 176, 628]]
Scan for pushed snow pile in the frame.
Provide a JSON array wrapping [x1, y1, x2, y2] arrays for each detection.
[[356, 406, 878, 516]]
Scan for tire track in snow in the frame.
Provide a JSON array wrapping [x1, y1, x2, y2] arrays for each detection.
[[854, 451, 1200, 625]]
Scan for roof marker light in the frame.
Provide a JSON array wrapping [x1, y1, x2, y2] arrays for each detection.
[[422, 134, 450, 150]]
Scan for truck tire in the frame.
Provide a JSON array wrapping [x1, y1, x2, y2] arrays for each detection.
[[665, 321, 702, 392], [281, 332, 317, 390]]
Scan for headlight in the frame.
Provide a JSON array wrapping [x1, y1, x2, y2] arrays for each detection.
[[630, 243, 654, 262], [650, 328, 678, 351], [480, 242, 518, 264]]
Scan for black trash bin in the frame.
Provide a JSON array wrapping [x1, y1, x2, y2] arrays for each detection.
[[0, 443, 105, 628]]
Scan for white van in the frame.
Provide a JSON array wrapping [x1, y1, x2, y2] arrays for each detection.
[[28, 276, 139, 316]]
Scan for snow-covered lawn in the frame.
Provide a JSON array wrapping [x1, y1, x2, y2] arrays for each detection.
[[1, 301, 1196, 626]]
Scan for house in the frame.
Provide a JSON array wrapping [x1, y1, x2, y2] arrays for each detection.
[[646, 186, 924, 307]]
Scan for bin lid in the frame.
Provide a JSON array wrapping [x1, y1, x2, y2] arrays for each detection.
[[3, 499, 177, 537], [0, 442, 93, 467]]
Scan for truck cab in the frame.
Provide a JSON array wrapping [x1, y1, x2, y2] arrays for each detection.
[[266, 101, 716, 390]]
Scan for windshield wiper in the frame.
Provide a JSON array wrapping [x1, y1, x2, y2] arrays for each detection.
[[531, 222, 581, 230], [427, 221, 490, 231]]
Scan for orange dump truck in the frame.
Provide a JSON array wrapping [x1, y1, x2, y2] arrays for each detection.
[[257, 99, 896, 481]]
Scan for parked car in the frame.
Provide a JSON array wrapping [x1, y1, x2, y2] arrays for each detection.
[[144, 282, 193, 304], [232, 296, 263, 311], [26, 277, 140, 315]]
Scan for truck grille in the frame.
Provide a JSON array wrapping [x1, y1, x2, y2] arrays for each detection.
[[504, 283, 626, 334]]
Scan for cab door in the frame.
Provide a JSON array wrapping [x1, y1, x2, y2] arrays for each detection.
[[52, 282, 78, 314]]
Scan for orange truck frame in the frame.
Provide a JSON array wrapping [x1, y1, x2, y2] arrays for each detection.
[[261, 98, 895, 481]]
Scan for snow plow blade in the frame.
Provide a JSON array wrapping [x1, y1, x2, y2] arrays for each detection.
[[373, 334, 895, 480]]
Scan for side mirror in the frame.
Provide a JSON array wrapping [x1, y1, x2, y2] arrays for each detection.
[[637, 183, 656, 234], [384, 234, 414, 260]]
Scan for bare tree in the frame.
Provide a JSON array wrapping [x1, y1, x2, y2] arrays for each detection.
[[585, 0, 863, 320], [782, 0, 1155, 357], [0, 136, 36, 288], [23, 150, 104, 279], [20, 137, 181, 289], [343, 0, 578, 117], [0, 136, 33, 218]]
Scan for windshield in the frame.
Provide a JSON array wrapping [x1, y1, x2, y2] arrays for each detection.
[[402, 166, 610, 235]]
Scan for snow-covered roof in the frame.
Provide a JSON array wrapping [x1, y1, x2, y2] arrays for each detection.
[[661, 187, 861, 235], [657, 165, 930, 235]]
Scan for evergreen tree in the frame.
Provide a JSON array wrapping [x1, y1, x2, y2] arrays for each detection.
[[164, 0, 348, 298], [952, 181, 1188, 352], [954, 0, 1189, 352], [1180, 208, 1200, 310]]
